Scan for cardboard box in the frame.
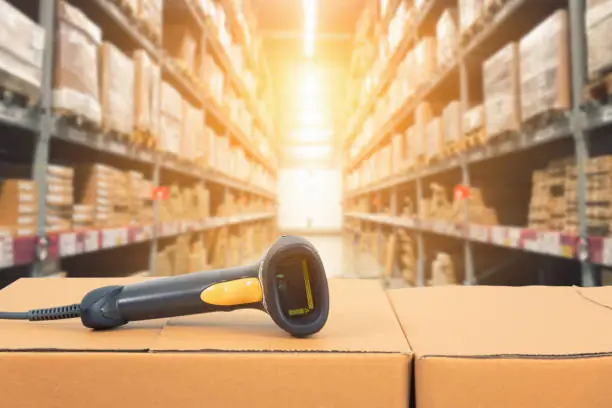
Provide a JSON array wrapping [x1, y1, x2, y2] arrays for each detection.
[[0, 278, 411, 408], [164, 24, 198, 73], [587, 0, 612, 78], [133, 50, 161, 140], [442, 101, 462, 145], [436, 8, 459, 69], [0, 0, 45, 100], [413, 38, 437, 88], [99, 42, 134, 135], [483, 42, 521, 139], [459, 0, 483, 35], [519, 10, 570, 122], [388, 285, 612, 408], [138, 0, 162, 39], [160, 81, 182, 156], [53, 1, 102, 125]]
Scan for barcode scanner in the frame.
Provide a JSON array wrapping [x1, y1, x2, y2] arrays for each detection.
[[0, 236, 330, 337]]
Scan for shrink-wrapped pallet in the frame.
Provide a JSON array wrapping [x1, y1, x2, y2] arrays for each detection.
[[415, 102, 433, 163], [425, 118, 444, 162], [138, 0, 163, 40], [133, 50, 160, 141], [99, 42, 134, 135], [462, 104, 484, 135], [159, 81, 182, 156], [53, 1, 102, 125], [442, 101, 462, 146], [483, 42, 521, 139], [586, 0, 612, 78], [459, 0, 483, 35], [181, 100, 204, 162], [436, 9, 459, 69], [0, 0, 45, 101], [519, 10, 570, 122], [413, 38, 437, 89]]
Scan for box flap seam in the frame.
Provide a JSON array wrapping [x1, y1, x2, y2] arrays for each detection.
[[418, 352, 612, 360]]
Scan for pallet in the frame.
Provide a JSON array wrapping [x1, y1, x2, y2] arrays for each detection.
[[136, 19, 162, 47], [584, 71, 612, 105], [133, 129, 158, 150], [521, 109, 568, 134], [0, 81, 38, 108], [103, 127, 131, 143], [464, 128, 486, 148], [54, 108, 101, 131]]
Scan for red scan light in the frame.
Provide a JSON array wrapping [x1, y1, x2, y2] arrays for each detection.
[[454, 185, 470, 201], [152, 186, 169, 201]]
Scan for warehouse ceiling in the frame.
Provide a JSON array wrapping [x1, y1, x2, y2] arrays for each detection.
[[250, 0, 368, 169]]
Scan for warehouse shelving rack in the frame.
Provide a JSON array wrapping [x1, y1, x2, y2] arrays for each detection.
[[343, 0, 606, 287], [0, 0, 277, 280]]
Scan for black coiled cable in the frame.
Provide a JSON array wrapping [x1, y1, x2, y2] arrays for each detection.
[[0, 304, 81, 321]]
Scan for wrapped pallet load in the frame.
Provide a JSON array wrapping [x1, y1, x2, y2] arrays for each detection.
[[483, 43, 521, 140], [425, 117, 444, 163], [586, 0, 612, 79], [138, 0, 163, 42], [442, 101, 463, 149], [415, 102, 433, 165], [413, 38, 437, 89], [436, 9, 459, 70], [0, 0, 45, 102], [459, 0, 483, 37], [99, 42, 134, 136], [53, 1, 102, 126], [181, 100, 203, 163], [519, 10, 570, 123], [160, 81, 182, 157], [133, 50, 161, 143]]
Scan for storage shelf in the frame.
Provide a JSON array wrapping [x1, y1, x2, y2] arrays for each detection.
[[345, 113, 572, 198], [0, 213, 275, 270], [0, 101, 39, 132], [345, 212, 611, 267]]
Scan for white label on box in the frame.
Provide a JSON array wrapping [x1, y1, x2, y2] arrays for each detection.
[[102, 229, 117, 249], [535, 126, 555, 142], [602, 106, 612, 124], [84, 230, 99, 252], [59, 233, 77, 257], [524, 237, 541, 252], [491, 226, 507, 246], [116, 228, 128, 246], [18, 182, 33, 191], [0, 236, 14, 268], [469, 225, 489, 242], [18, 205, 35, 213], [603, 238, 612, 266], [539, 231, 562, 256], [20, 193, 35, 202]]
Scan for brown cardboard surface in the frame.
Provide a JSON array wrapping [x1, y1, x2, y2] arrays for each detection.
[[389, 286, 612, 408], [0, 278, 411, 408]]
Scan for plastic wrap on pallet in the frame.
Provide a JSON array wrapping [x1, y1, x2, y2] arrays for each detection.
[[586, 0, 612, 79], [459, 0, 483, 34], [483, 42, 521, 138], [138, 0, 163, 39], [0, 0, 45, 100], [181, 100, 204, 162], [442, 101, 462, 145], [99, 42, 134, 136], [462, 104, 484, 135], [425, 118, 444, 162], [159, 81, 182, 156], [519, 10, 570, 122], [436, 9, 459, 70], [413, 37, 437, 89], [53, 1, 102, 126]]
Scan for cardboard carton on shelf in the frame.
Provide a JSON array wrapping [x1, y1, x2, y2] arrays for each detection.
[[586, 0, 612, 79], [425, 117, 444, 163], [415, 102, 433, 165], [388, 285, 612, 408], [413, 37, 437, 89], [164, 24, 198, 74], [181, 100, 203, 163], [442, 101, 462, 147], [483, 42, 521, 140], [0, 0, 45, 101], [458, 0, 483, 37], [99, 42, 134, 136], [0, 179, 38, 230], [53, 1, 102, 125], [133, 50, 161, 143], [462, 104, 484, 138], [519, 10, 570, 123], [138, 0, 162, 41], [436, 8, 459, 70], [159, 81, 183, 157]]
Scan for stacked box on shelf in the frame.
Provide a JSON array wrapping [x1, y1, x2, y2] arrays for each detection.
[[425, 117, 444, 163], [442, 101, 462, 149], [586, 0, 612, 79], [200, 55, 225, 106], [133, 50, 161, 145], [458, 0, 483, 39], [462, 104, 485, 140], [72, 204, 94, 231], [0, 0, 45, 101], [46, 165, 74, 234], [138, 0, 163, 42], [75, 164, 128, 228], [181, 101, 203, 163], [388, 2, 413, 52], [519, 10, 570, 124], [99, 42, 134, 136], [414, 102, 432, 166], [413, 37, 436, 89], [159, 81, 182, 157], [528, 158, 574, 231], [53, 1, 102, 125], [398, 229, 416, 285], [391, 133, 404, 174], [436, 9, 459, 70], [189, 240, 210, 273], [126, 171, 153, 225], [0, 179, 38, 237], [483, 43, 521, 140]]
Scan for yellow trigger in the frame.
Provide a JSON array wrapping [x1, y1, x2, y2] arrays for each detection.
[[200, 278, 262, 306]]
